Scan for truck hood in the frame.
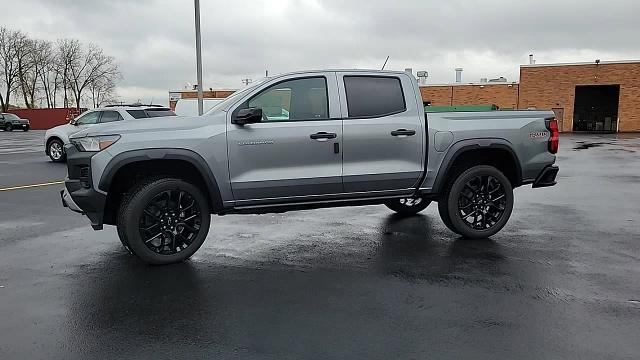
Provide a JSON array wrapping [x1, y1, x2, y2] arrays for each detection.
[[70, 112, 225, 139]]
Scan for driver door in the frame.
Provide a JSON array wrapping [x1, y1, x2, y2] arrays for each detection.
[[226, 73, 343, 205]]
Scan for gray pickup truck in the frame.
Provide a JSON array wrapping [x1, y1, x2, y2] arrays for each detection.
[[61, 70, 559, 265]]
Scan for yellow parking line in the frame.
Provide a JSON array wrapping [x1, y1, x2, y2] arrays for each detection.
[[0, 180, 65, 192]]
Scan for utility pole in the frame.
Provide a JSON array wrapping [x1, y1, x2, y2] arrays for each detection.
[[194, 0, 204, 115]]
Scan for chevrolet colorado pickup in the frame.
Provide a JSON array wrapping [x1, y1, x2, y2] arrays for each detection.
[[61, 70, 559, 265]]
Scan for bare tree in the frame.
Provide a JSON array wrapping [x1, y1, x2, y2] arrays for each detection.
[[89, 74, 119, 108], [0, 27, 20, 111], [57, 39, 80, 108], [13, 31, 39, 108], [1, 29, 121, 110], [67, 43, 119, 109], [30, 39, 56, 108]]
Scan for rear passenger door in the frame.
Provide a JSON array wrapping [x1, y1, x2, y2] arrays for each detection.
[[338, 73, 425, 193]]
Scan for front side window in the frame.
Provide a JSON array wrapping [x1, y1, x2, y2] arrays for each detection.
[[344, 76, 406, 118], [248, 77, 328, 122], [75, 111, 100, 125], [100, 111, 124, 123]]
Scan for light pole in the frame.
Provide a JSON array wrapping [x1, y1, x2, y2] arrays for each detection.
[[194, 0, 204, 115]]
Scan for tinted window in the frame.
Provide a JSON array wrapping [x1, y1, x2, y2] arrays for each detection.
[[4, 114, 19, 120], [344, 76, 406, 118], [75, 112, 100, 125], [100, 111, 124, 123], [248, 77, 328, 122], [127, 109, 177, 119], [145, 109, 177, 118]]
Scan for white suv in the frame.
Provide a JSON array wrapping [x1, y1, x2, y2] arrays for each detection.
[[44, 105, 176, 162]]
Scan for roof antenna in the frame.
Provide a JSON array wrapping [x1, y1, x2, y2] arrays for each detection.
[[149, 98, 154, 106], [381, 56, 390, 70]]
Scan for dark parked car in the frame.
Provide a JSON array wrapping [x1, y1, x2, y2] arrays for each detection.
[[0, 113, 30, 131]]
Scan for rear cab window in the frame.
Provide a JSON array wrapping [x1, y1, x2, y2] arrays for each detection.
[[344, 76, 406, 118]]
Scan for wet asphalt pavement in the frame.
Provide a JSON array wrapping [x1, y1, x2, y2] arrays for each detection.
[[0, 131, 639, 359]]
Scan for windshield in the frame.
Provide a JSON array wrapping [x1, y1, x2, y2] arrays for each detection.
[[4, 114, 19, 120], [204, 78, 269, 115]]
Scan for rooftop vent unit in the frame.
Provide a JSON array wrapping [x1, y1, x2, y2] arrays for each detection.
[[455, 68, 463, 83], [488, 77, 507, 83]]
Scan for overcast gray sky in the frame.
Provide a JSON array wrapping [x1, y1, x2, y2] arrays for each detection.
[[4, 0, 640, 105]]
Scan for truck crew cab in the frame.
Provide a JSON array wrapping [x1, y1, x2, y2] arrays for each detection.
[[61, 70, 559, 265]]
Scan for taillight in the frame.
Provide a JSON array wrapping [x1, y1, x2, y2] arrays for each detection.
[[546, 118, 559, 154]]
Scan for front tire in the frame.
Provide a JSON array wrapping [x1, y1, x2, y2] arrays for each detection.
[[385, 196, 432, 215], [4, 124, 12, 132], [47, 139, 65, 162], [117, 177, 211, 265], [438, 165, 513, 239]]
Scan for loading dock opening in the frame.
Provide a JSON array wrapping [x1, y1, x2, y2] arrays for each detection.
[[573, 85, 620, 132]]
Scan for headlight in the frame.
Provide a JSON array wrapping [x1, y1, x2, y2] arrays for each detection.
[[71, 135, 121, 152]]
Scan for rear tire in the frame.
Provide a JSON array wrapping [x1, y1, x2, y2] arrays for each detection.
[[438, 165, 513, 239], [23, 126, 29, 132], [385, 196, 432, 215], [117, 177, 211, 265]]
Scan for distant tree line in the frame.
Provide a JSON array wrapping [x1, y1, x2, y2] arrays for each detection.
[[0, 27, 121, 111]]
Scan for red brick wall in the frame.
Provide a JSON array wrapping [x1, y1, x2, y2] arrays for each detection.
[[420, 84, 520, 109], [8, 108, 85, 130], [519, 63, 640, 132]]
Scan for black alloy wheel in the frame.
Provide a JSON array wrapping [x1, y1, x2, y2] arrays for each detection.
[[457, 175, 507, 231], [385, 196, 432, 215], [117, 177, 211, 265], [439, 165, 513, 239], [139, 189, 203, 255]]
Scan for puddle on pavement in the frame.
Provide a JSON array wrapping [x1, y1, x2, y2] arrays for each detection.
[[573, 142, 609, 150]]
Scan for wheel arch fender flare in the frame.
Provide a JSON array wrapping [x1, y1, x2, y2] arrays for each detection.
[[432, 138, 523, 193], [98, 148, 224, 211]]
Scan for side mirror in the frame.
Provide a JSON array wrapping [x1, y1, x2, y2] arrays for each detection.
[[233, 107, 263, 125]]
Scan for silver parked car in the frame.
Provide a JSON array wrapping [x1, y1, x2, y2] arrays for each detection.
[[44, 105, 176, 162]]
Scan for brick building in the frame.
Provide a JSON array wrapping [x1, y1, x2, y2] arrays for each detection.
[[421, 60, 640, 132]]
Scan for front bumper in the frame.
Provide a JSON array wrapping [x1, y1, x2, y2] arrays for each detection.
[[61, 188, 83, 213], [62, 144, 106, 230], [532, 165, 559, 188]]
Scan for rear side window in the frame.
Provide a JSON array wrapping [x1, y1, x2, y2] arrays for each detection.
[[344, 76, 406, 118], [145, 109, 177, 118], [127, 109, 177, 119], [100, 111, 124, 123]]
